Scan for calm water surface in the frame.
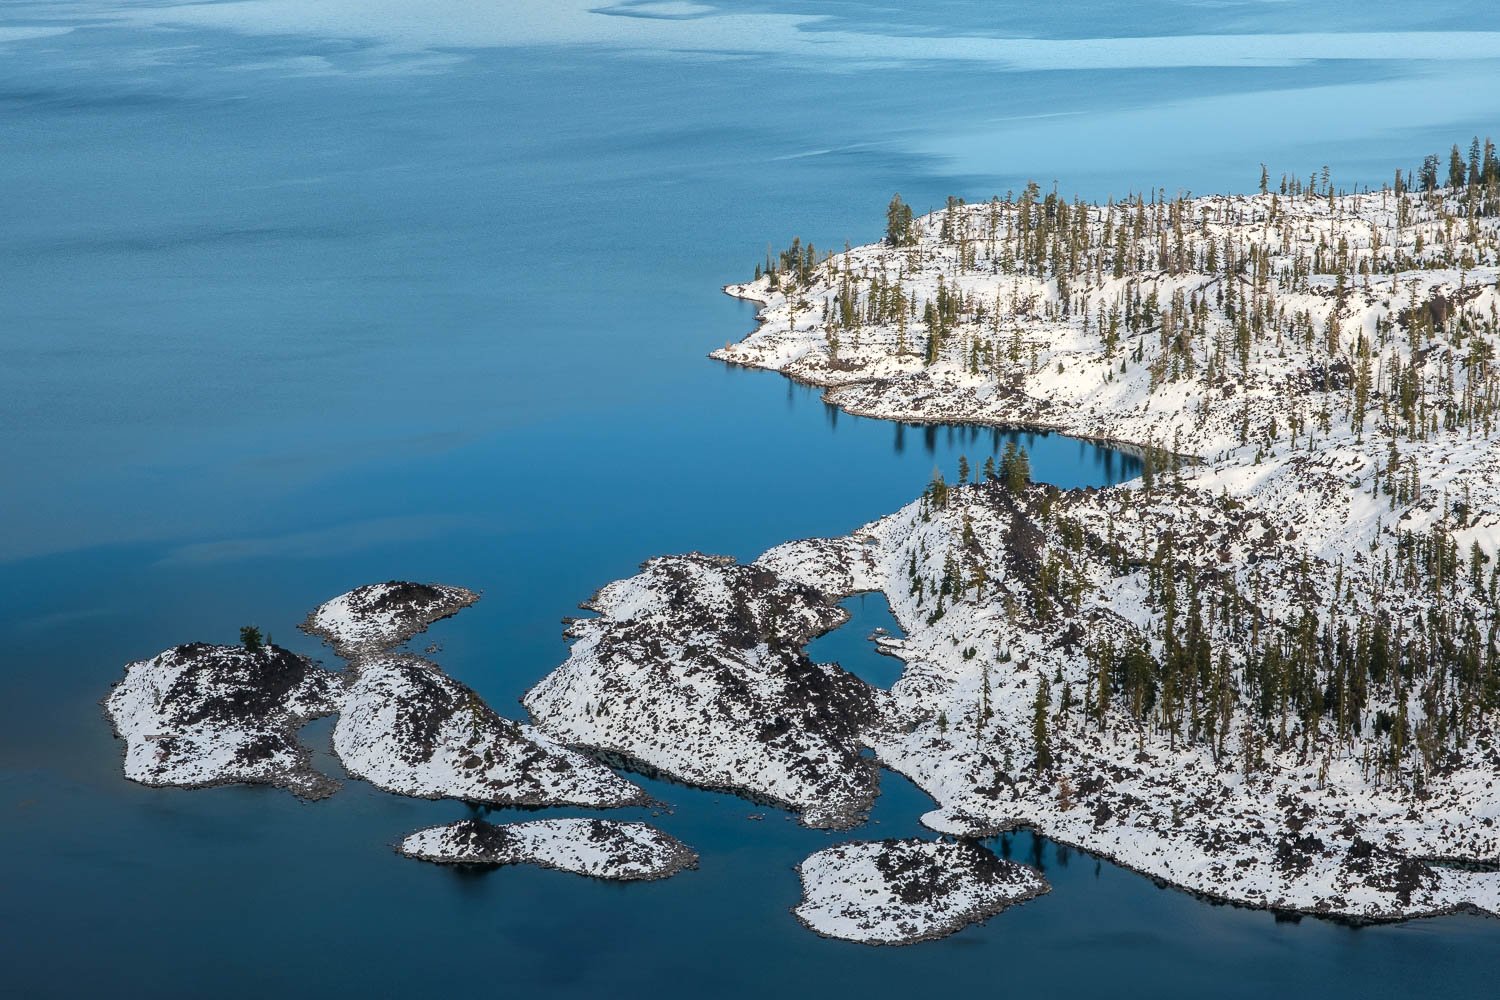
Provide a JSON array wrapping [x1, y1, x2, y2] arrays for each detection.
[[3, 2, 1499, 996]]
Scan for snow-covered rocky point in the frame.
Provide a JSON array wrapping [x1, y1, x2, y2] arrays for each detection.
[[399, 818, 698, 880], [335, 654, 644, 808], [524, 552, 890, 828], [794, 839, 1047, 945], [104, 642, 342, 799], [300, 581, 478, 661]]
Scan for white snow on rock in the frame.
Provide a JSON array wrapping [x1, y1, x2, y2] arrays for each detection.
[[334, 654, 645, 808], [398, 818, 698, 880], [301, 581, 478, 661], [524, 552, 890, 828], [104, 643, 341, 800], [794, 838, 1048, 945]]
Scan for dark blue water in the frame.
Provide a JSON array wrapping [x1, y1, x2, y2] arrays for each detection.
[[4, 3, 1499, 996]]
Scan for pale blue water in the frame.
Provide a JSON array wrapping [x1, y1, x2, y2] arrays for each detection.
[[3, 2, 1499, 996]]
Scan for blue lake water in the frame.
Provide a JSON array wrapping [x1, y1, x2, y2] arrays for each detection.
[[4, 2, 1499, 995]]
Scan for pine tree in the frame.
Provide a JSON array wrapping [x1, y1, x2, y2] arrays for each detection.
[[1421, 154, 1440, 192], [1004, 445, 1031, 494], [1449, 145, 1467, 190], [1032, 674, 1052, 770], [886, 194, 915, 247]]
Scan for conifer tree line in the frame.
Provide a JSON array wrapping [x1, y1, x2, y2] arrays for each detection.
[[748, 138, 1500, 448]]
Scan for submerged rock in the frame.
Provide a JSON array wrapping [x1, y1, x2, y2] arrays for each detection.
[[398, 818, 698, 880], [524, 552, 888, 828], [335, 655, 645, 808], [301, 581, 478, 661], [105, 642, 341, 799], [794, 839, 1048, 945]]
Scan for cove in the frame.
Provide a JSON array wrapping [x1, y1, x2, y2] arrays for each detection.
[[807, 592, 905, 690]]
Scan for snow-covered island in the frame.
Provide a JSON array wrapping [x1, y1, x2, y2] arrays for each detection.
[[534, 153, 1500, 921], [399, 818, 698, 881], [105, 641, 343, 800], [794, 838, 1047, 945], [107, 583, 646, 811], [300, 581, 478, 661]]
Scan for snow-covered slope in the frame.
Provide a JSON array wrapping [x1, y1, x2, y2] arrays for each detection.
[[398, 818, 698, 880], [794, 838, 1048, 945], [524, 552, 890, 828], [104, 643, 341, 799], [335, 654, 644, 808], [717, 188, 1500, 485], [855, 483, 1500, 920]]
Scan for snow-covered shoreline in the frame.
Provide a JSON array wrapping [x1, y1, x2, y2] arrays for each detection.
[[335, 652, 645, 809], [530, 176, 1500, 922], [103, 642, 343, 800], [103, 168, 1500, 929], [300, 581, 479, 662]]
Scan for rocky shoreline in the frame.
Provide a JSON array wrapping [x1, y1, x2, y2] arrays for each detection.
[[106, 166, 1500, 936], [104, 642, 343, 800], [522, 552, 891, 830]]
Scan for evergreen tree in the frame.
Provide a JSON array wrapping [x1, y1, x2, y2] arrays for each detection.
[[1448, 145, 1467, 190], [1032, 675, 1052, 770], [885, 194, 915, 247], [239, 626, 263, 651], [1420, 154, 1440, 192]]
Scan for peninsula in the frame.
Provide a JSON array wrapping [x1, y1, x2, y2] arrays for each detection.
[[531, 146, 1500, 923]]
